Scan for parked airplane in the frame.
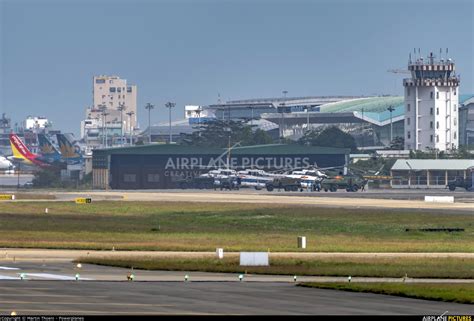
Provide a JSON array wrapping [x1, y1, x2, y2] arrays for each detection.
[[9, 134, 50, 168], [0, 156, 14, 170], [37, 133, 62, 163], [56, 134, 83, 164]]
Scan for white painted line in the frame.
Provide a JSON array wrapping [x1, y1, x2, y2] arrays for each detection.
[[0, 274, 19, 280], [0, 266, 20, 270], [25, 273, 92, 281]]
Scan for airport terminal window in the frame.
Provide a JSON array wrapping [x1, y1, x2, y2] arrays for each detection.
[[436, 108, 439, 115], [430, 135, 433, 142], [430, 108, 433, 115], [436, 92, 439, 99], [127, 87, 132, 92], [147, 174, 160, 183], [436, 121, 439, 129], [430, 121, 433, 129], [407, 104, 410, 112], [123, 174, 136, 183], [96, 79, 105, 84], [430, 92, 434, 99], [407, 131, 411, 139], [110, 87, 116, 92]]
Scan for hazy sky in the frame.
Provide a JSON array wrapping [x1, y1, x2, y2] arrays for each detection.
[[1, 0, 473, 136]]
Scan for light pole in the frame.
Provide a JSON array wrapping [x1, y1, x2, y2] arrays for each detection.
[[98, 105, 107, 148], [306, 108, 310, 133], [280, 90, 288, 143], [126, 111, 135, 145], [118, 103, 126, 146], [145, 103, 154, 144], [165, 102, 176, 143], [387, 105, 395, 144]]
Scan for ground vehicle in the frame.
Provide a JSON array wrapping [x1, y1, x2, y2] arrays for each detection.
[[216, 176, 240, 190], [320, 174, 367, 192], [178, 176, 215, 189], [447, 177, 473, 191], [266, 177, 301, 192], [239, 176, 273, 190]]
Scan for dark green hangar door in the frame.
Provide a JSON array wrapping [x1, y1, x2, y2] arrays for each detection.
[[109, 146, 348, 190]]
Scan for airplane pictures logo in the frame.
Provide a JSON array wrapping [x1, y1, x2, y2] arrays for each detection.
[[165, 156, 314, 171]]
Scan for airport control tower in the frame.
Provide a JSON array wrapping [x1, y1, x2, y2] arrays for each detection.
[[403, 50, 460, 151]]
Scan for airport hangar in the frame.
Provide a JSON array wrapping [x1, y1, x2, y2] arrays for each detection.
[[92, 144, 349, 189]]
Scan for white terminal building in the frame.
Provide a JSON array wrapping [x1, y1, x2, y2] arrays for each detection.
[[81, 75, 138, 148], [403, 51, 460, 151]]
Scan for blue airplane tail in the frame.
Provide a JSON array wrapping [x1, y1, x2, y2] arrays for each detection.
[[37, 134, 61, 162], [56, 134, 83, 164]]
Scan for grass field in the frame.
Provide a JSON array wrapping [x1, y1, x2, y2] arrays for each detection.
[[298, 283, 474, 304], [78, 256, 474, 279], [0, 201, 472, 252]]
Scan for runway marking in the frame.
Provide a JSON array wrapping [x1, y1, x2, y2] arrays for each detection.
[[0, 266, 20, 270], [0, 274, 18, 280], [24, 273, 92, 280], [0, 301, 174, 307], [0, 309, 193, 315], [2, 294, 108, 298]]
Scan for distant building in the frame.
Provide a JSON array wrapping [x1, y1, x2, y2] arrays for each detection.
[[24, 116, 50, 130], [459, 96, 474, 147], [403, 51, 460, 151], [82, 75, 138, 147]]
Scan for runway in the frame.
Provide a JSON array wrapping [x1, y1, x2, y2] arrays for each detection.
[[0, 252, 472, 315], [2, 188, 470, 212], [2, 281, 473, 315]]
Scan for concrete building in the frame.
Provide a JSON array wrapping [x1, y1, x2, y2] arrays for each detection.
[[390, 159, 474, 188], [24, 116, 50, 131], [82, 75, 138, 148], [92, 144, 349, 189], [459, 96, 474, 147], [403, 52, 460, 151]]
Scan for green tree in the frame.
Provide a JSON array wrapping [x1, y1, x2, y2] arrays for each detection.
[[299, 126, 358, 152], [387, 136, 404, 150], [32, 168, 62, 187], [181, 120, 274, 148]]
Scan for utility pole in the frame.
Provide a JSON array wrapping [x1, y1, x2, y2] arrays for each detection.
[[98, 104, 107, 148], [280, 90, 288, 143], [118, 103, 126, 146], [145, 103, 154, 144], [306, 108, 310, 133], [126, 111, 135, 146], [165, 102, 176, 143], [387, 105, 395, 144]]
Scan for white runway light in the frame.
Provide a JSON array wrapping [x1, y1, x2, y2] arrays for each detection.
[[239, 274, 243, 282], [348, 276, 352, 283], [184, 274, 189, 282], [76, 263, 82, 269]]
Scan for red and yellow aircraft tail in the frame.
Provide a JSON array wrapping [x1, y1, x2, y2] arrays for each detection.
[[9, 134, 49, 168]]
